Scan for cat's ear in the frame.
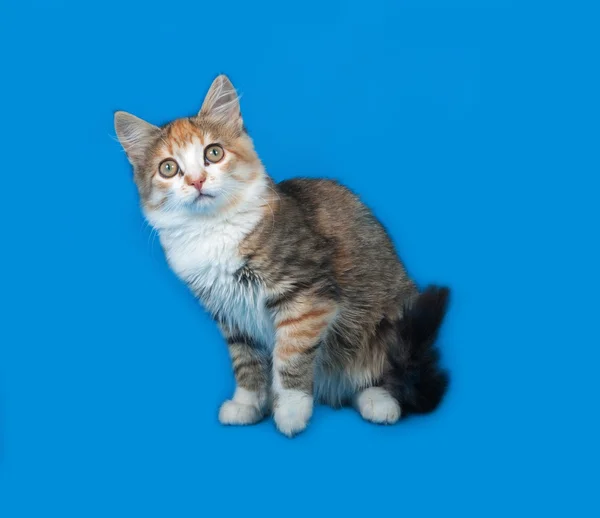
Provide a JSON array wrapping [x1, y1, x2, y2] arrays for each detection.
[[114, 111, 160, 166], [199, 75, 242, 127]]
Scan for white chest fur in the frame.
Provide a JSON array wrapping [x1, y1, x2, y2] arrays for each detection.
[[157, 211, 275, 349]]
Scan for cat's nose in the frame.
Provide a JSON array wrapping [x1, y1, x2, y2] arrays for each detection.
[[186, 176, 206, 192], [192, 178, 205, 191]]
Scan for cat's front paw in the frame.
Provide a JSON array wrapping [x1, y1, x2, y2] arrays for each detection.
[[219, 400, 264, 426], [273, 390, 313, 437]]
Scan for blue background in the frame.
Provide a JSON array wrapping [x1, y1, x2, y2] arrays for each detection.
[[1, 0, 598, 516]]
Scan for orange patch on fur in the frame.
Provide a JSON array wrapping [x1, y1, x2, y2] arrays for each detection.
[[230, 169, 258, 184], [166, 119, 204, 150], [246, 169, 259, 183], [226, 141, 258, 165], [285, 324, 326, 341], [276, 342, 317, 360], [277, 308, 332, 329]]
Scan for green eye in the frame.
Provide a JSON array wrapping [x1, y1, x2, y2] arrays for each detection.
[[205, 144, 224, 163], [159, 159, 179, 178]]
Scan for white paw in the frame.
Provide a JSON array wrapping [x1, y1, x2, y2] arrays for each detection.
[[219, 400, 264, 425], [354, 387, 401, 424], [273, 390, 313, 437]]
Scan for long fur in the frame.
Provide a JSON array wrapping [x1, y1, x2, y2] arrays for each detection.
[[114, 74, 451, 436], [387, 286, 450, 415]]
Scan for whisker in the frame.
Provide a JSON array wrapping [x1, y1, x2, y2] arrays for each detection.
[[256, 194, 275, 233]]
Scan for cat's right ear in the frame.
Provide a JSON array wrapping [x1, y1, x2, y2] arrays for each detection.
[[114, 111, 160, 167], [199, 75, 242, 128]]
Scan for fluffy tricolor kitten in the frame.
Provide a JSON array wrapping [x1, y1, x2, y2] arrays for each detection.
[[114, 75, 450, 437]]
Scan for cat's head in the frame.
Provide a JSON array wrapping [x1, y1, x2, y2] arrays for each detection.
[[114, 75, 266, 226]]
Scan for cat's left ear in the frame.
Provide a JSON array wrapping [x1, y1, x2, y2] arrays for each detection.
[[199, 75, 242, 129]]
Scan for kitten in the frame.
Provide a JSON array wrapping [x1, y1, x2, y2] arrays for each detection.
[[114, 75, 450, 437]]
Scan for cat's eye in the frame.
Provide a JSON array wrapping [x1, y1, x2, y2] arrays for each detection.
[[158, 158, 180, 178], [205, 144, 224, 164]]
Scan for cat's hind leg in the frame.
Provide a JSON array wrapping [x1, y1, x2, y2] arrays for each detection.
[[352, 386, 401, 424]]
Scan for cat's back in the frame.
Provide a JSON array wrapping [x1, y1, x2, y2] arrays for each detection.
[[276, 178, 410, 293], [277, 178, 394, 253], [277, 178, 364, 216]]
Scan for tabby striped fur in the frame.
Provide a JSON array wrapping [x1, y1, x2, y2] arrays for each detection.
[[115, 75, 450, 437]]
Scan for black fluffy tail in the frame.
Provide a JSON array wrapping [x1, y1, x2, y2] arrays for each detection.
[[387, 286, 450, 415]]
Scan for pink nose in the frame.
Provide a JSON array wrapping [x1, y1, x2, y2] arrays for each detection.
[[191, 178, 205, 191]]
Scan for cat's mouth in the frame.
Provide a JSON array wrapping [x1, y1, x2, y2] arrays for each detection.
[[186, 191, 217, 211], [195, 192, 215, 201]]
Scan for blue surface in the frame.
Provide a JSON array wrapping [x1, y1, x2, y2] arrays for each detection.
[[1, 1, 598, 516]]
